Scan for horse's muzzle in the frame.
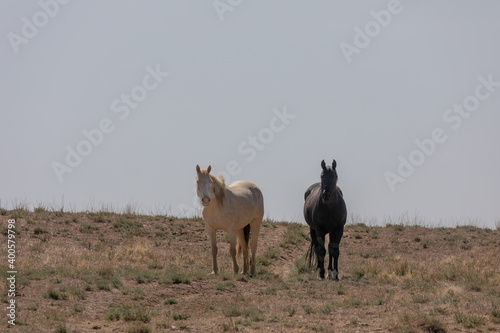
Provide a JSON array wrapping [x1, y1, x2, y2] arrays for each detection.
[[202, 197, 211, 206]]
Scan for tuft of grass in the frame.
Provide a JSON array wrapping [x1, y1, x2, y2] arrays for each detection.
[[172, 312, 190, 321], [345, 298, 362, 308], [454, 311, 486, 329], [113, 219, 143, 236], [336, 284, 346, 295], [302, 304, 315, 315], [46, 289, 62, 300], [147, 261, 164, 270], [135, 271, 158, 284], [79, 223, 98, 233], [280, 223, 308, 249], [350, 267, 365, 281], [391, 224, 405, 232], [394, 312, 447, 333], [236, 275, 248, 283], [412, 294, 430, 304], [242, 307, 264, 322], [92, 215, 106, 223], [95, 267, 122, 291], [394, 259, 412, 276], [69, 286, 86, 300], [155, 231, 166, 239], [106, 305, 151, 323], [132, 288, 144, 300], [318, 304, 333, 314], [159, 265, 192, 285], [222, 305, 242, 318], [284, 305, 296, 317], [258, 247, 280, 267], [261, 285, 277, 295], [215, 281, 235, 291], [54, 326, 68, 333], [491, 307, 500, 324], [125, 325, 152, 333], [34, 206, 48, 213], [34, 227, 48, 235], [164, 297, 177, 305]]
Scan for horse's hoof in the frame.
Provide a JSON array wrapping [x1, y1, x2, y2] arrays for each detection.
[[210, 271, 218, 275], [328, 270, 338, 281]]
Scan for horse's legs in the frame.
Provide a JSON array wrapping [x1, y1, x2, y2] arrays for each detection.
[[310, 228, 326, 279], [316, 232, 326, 279], [228, 230, 239, 275], [206, 225, 218, 275], [249, 218, 262, 277], [328, 227, 344, 281], [309, 227, 317, 267], [237, 228, 249, 275]]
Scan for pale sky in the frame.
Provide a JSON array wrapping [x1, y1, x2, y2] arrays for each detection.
[[1, 1, 499, 228]]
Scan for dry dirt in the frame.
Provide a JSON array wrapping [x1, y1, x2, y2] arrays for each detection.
[[1, 210, 500, 333]]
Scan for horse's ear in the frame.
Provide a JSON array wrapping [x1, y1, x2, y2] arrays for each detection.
[[332, 160, 337, 169], [196, 165, 201, 173], [207, 165, 211, 174], [321, 160, 326, 170]]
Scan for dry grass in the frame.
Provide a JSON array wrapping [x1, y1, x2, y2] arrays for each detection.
[[0, 211, 499, 332]]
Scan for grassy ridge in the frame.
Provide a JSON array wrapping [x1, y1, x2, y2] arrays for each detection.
[[1, 209, 499, 332]]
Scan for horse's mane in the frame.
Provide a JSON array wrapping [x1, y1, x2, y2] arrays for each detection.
[[209, 173, 226, 205]]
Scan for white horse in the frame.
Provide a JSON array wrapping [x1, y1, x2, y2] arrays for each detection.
[[196, 165, 264, 276]]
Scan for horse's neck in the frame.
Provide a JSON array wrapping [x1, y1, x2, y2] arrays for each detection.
[[204, 181, 227, 211], [320, 186, 340, 206]]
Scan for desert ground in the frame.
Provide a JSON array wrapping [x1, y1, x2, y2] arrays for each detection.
[[1, 208, 499, 332]]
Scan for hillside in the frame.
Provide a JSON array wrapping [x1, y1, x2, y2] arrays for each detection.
[[1, 209, 499, 332]]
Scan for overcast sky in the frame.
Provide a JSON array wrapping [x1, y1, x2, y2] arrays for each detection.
[[1, 1, 499, 228]]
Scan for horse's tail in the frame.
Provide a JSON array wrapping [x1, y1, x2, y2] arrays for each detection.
[[306, 237, 315, 268], [237, 224, 251, 257]]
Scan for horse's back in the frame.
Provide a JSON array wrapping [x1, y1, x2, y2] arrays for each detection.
[[228, 181, 262, 198], [304, 182, 320, 201], [227, 180, 264, 216], [303, 183, 320, 227]]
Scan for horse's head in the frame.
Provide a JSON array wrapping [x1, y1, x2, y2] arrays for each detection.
[[196, 165, 214, 206], [320, 159, 338, 202]]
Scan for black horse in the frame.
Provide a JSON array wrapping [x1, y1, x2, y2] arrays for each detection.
[[304, 159, 347, 280]]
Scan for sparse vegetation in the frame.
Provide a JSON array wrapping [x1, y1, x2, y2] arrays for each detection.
[[113, 219, 144, 236], [1, 209, 498, 332], [106, 304, 151, 323], [455, 311, 486, 329], [79, 223, 98, 233], [33, 227, 48, 235], [172, 312, 190, 320], [164, 297, 177, 305], [125, 325, 152, 333], [280, 222, 308, 248], [54, 326, 68, 333]]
